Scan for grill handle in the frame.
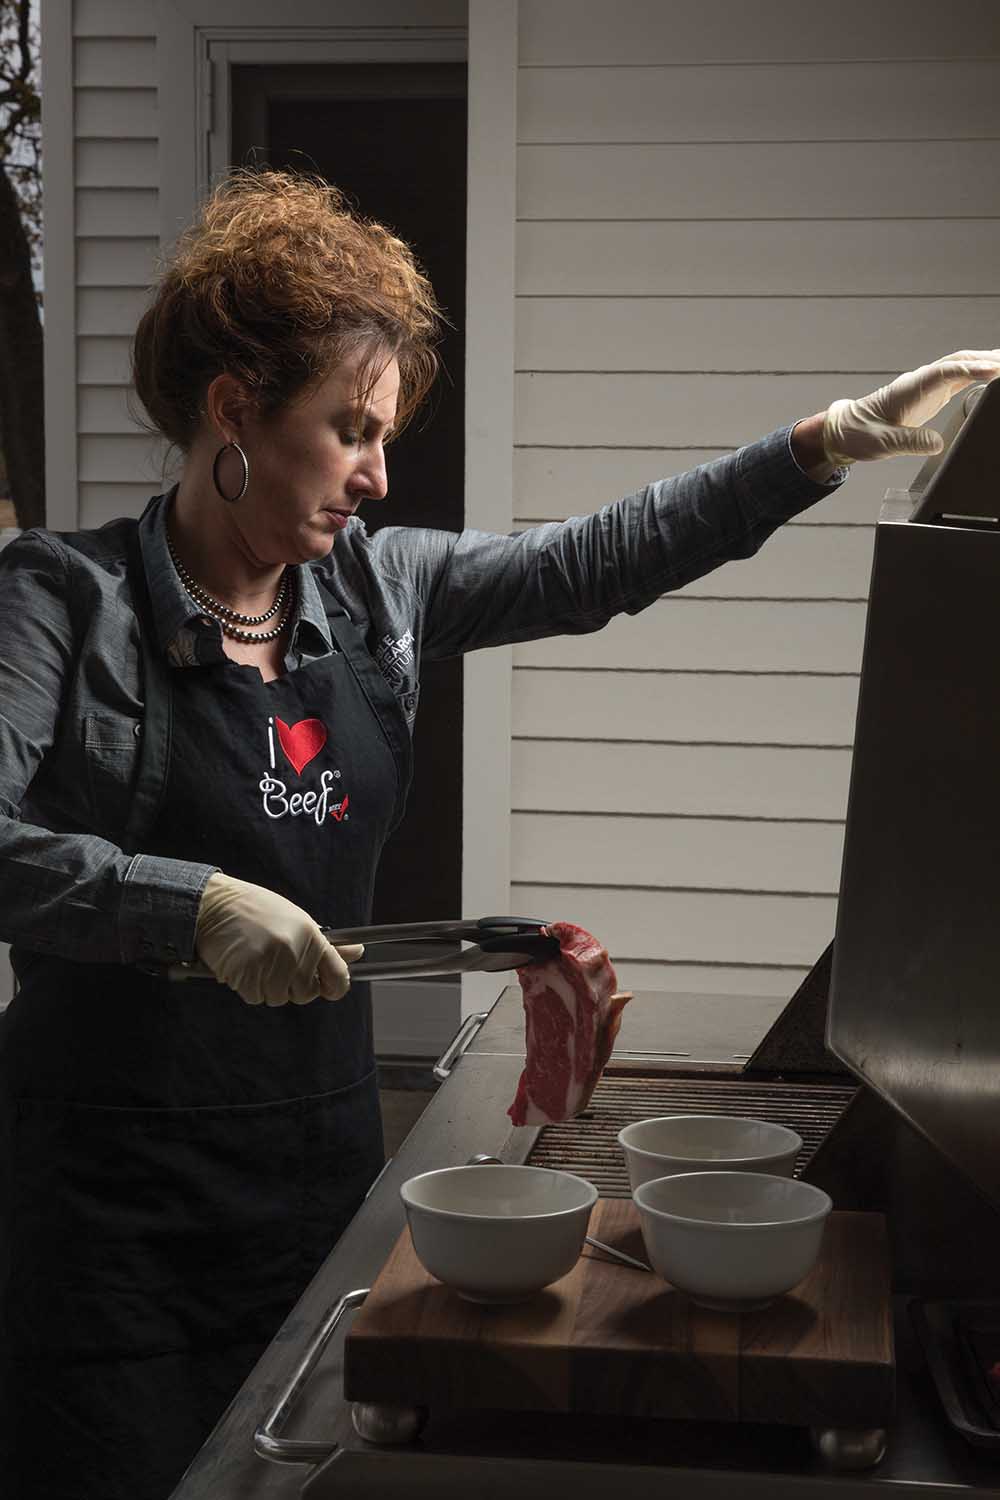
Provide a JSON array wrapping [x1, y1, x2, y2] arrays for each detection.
[[432, 1009, 490, 1082], [254, 1288, 369, 1466], [255, 1152, 504, 1466]]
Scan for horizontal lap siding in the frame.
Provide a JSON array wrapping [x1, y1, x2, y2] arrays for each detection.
[[518, 142, 1000, 220], [516, 524, 876, 600], [515, 298, 1000, 374], [518, 61, 1000, 142], [514, 448, 911, 525], [513, 1, 1000, 997], [72, 1, 163, 530], [77, 336, 135, 382], [511, 814, 845, 894], [76, 138, 158, 189], [517, 2, 1000, 64], [514, 601, 866, 673], [79, 432, 161, 481], [77, 238, 160, 288], [74, 36, 156, 88], [511, 884, 837, 970], [76, 188, 157, 237], [79, 383, 144, 433], [511, 741, 853, 821], [512, 672, 861, 745], [517, 221, 1000, 295], [516, 371, 902, 447]]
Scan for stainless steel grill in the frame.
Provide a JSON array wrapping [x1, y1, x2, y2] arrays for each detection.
[[526, 1075, 858, 1196]]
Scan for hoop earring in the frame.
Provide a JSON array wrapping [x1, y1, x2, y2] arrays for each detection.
[[212, 441, 250, 503]]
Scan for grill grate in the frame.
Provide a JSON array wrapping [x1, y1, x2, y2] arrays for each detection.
[[525, 1075, 858, 1196]]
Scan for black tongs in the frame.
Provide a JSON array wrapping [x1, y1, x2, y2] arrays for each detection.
[[325, 915, 559, 981], [162, 916, 559, 983]]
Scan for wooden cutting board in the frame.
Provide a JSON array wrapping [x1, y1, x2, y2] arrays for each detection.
[[343, 1204, 894, 1428]]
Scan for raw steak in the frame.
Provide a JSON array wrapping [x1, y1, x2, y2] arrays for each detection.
[[507, 922, 632, 1126]]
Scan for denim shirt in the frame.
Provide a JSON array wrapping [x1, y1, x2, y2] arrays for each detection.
[[0, 426, 844, 970]]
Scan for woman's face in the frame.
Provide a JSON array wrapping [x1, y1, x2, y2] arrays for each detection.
[[215, 354, 400, 566]]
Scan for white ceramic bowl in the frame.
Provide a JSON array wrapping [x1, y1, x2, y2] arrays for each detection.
[[618, 1114, 802, 1193], [634, 1171, 832, 1310], [400, 1164, 597, 1304]]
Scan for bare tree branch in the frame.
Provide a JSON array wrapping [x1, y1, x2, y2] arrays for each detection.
[[16, 0, 29, 82], [0, 0, 43, 526]]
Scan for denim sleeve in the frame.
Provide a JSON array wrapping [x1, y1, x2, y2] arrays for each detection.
[[0, 531, 215, 965], [380, 426, 847, 660]]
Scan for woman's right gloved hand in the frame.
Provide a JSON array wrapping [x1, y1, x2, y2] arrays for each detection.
[[194, 873, 364, 1007]]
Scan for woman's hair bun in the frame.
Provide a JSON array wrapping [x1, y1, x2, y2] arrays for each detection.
[[131, 168, 443, 453]]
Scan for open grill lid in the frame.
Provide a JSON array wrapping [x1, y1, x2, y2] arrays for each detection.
[[828, 458, 1000, 1212]]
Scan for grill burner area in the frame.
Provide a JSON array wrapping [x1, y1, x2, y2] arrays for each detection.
[[526, 1075, 858, 1195]]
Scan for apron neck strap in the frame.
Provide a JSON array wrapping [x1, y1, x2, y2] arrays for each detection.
[[121, 527, 174, 856]]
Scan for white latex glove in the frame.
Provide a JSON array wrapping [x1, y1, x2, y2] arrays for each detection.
[[823, 349, 1000, 466], [194, 872, 365, 1008]]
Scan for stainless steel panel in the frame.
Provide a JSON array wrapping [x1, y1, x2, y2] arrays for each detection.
[[828, 498, 1000, 1209]]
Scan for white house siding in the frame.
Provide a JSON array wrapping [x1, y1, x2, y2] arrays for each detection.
[[74, 0, 162, 528], [511, 0, 1000, 998], [26, 0, 1000, 1022], [0, 2, 158, 1010]]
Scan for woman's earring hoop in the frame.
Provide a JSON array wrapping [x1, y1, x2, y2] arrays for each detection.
[[212, 441, 250, 503]]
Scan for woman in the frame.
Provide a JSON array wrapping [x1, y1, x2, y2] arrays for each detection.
[[0, 167, 996, 1499]]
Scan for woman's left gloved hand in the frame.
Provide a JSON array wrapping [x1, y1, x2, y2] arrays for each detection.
[[823, 349, 1000, 466]]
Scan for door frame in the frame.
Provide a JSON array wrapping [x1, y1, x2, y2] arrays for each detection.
[[157, 0, 518, 1021]]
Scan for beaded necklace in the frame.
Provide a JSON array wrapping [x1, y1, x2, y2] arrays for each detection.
[[167, 532, 293, 645]]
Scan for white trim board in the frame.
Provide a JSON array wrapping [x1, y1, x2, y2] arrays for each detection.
[[203, 34, 467, 201], [157, 1, 467, 251], [460, 0, 517, 1017], [371, 979, 461, 1060], [40, 0, 78, 530]]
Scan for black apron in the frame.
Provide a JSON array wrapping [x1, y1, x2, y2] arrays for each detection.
[[0, 539, 412, 1499]]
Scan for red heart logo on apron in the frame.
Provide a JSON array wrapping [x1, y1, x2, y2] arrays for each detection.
[[275, 717, 328, 776]]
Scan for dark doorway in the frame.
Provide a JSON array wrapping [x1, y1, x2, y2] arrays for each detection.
[[230, 63, 467, 926]]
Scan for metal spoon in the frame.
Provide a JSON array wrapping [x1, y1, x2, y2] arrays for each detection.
[[465, 1155, 652, 1273], [583, 1234, 652, 1273]]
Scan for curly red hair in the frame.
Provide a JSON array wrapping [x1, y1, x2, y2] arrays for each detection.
[[131, 168, 443, 451]]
